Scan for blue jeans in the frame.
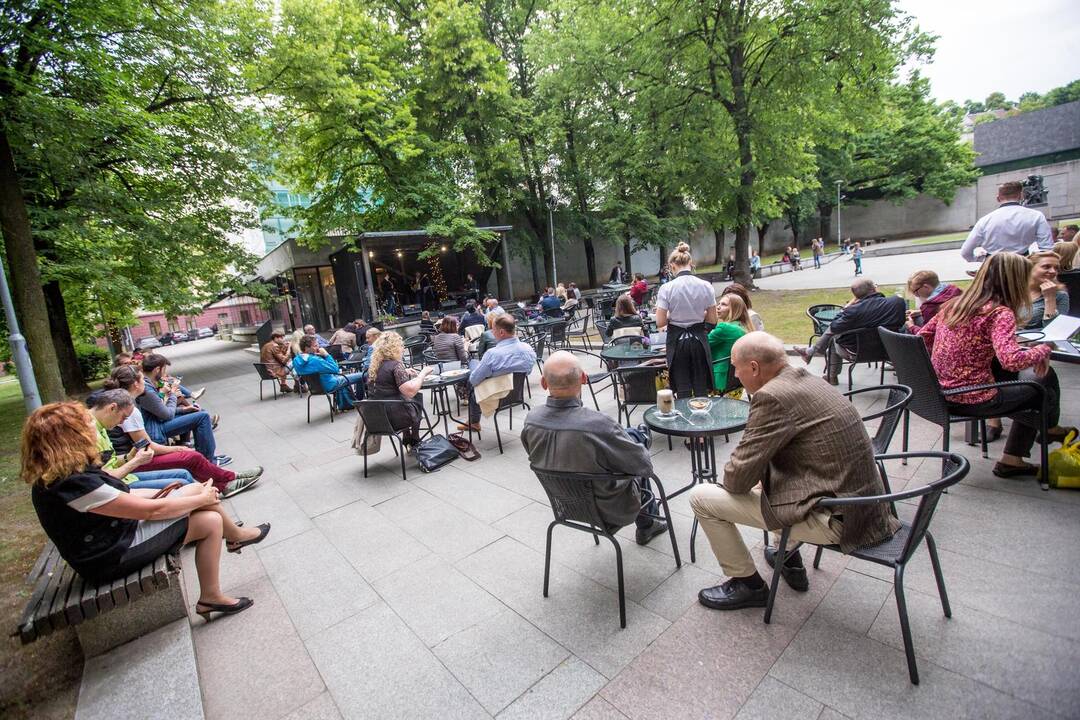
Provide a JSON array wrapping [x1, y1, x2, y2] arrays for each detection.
[[128, 469, 195, 490], [180, 385, 192, 398], [329, 372, 365, 393], [854, 258, 862, 275], [814, 255, 821, 269], [145, 411, 217, 460]]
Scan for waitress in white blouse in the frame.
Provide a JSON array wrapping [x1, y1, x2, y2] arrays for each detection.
[[654, 242, 718, 397]]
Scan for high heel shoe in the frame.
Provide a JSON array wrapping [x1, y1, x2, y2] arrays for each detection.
[[226, 523, 270, 554], [196, 597, 253, 621]]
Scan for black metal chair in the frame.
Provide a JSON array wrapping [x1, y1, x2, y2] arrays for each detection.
[[806, 303, 842, 346], [355, 399, 432, 480], [547, 321, 568, 350], [543, 307, 565, 319], [878, 328, 1049, 488], [254, 363, 285, 400], [1059, 270, 1080, 318], [403, 335, 429, 368], [612, 364, 663, 426], [563, 347, 614, 411], [298, 372, 349, 424], [710, 356, 742, 395], [492, 373, 531, 454], [765, 451, 969, 685], [566, 312, 593, 350], [326, 344, 346, 361], [827, 325, 895, 391], [531, 466, 681, 628]]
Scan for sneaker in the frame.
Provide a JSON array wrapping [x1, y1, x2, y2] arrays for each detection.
[[214, 455, 233, 467], [211, 413, 220, 429], [233, 466, 264, 481], [191, 388, 206, 401], [222, 475, 261, 498]]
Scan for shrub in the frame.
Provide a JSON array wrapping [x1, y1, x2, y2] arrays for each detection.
[[75, 342, 112, 381]]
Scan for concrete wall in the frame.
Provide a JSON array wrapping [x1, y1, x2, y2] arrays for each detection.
[[976, 159, 1080, 220], [826, 187, 977, 242]]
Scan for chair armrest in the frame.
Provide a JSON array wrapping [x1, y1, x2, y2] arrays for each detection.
[[841, 385, 912, 422], [815, 451, 969, 507], [941, 379, 1046, 398]]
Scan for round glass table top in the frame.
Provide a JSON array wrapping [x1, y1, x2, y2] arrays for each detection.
[[644, 397, 750, 437], [600, 344, 664, 361]]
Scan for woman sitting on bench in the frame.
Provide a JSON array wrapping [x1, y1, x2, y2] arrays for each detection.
[[21, 402, 271, 621]]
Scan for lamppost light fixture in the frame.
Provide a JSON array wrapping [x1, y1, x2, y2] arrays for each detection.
[[440, 245, 447, 252]]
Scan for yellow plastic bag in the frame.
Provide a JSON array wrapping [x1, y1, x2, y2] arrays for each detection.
[[1049, 430, 1080, 489]]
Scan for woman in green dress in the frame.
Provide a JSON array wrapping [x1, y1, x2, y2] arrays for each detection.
[[708, 293, 755, 394]]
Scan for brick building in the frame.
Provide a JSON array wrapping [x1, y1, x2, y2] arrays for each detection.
[[126, 296, 269, 345]]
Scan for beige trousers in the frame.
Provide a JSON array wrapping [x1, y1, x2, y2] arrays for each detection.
[[689, 485, 841, 577]]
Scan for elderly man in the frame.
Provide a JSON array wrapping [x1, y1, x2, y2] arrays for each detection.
[[960, 180, 1053, 261], [457, 314, 535, 431], [304, 324, 331, 348], [260, 331, 295, 394], [691, 333, 899, 610], [484, 297, 506, 316], [521, 352, 667, 544], [794, 277, 905, 385]]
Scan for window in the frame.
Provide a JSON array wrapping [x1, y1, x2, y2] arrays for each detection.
[[149, 321, 161, 336], [240, 310, 252, 325], [168, 319, 179, 332], [186, 318, 197, 331]]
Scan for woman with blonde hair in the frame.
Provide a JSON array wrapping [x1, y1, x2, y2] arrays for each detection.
[[906, 252, 1067, 478], [1024, 251, 1069, 330], [655, 242, 717, 396], [1052, 241, 1077, 272], [366, 331, 433, 446], [708, 294, 752, 392], [23, 402, 269, 620]]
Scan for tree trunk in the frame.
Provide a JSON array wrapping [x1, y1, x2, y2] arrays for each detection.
[[756, 223, 768, 253], [528, 247, 540, 296], [0, 128, 65, 402], [713, 227, 725, 267], [43, 280, 89, 394], [622, 234, 633, 275], [818, 204, 833, 245], [564, 113, 598, 288]]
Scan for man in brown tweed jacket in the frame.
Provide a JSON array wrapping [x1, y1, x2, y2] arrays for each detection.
[[690, 332, 899, 610]]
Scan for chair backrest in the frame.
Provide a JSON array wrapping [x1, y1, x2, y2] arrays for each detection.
[[254, 363, 276, 381], [807, 304, 842, 334], [543, 307, 564, 319], [1060, 270, 1080, 318], [877, 328, 951, 426], [356, 399, 405, 434], [712, 356, 741, 394], [843, 384, 913, 455], [568, 312, 590, 335], [548, 321, 567, 343], [818, 451, 968, 565], [614, 364, 661, 405], [497, 372, 529, 409], [530, 466, 627, 531], [464, 324, 485, 342], [327, 344, 346, 361], [612, 325, 644, 339], [299, 373, 329, 397], [595, 320, 609, 338], [837, 325, 891, 363]]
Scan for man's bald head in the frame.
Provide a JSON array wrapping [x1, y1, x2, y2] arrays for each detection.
[[542, 351, 585, 397], [731, 332, 788, 393], [850, 277, 876, 299]]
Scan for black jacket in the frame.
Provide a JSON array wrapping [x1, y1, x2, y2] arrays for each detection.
[[829, 293, 906, 353]]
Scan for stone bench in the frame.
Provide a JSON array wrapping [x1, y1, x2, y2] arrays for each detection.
[[13, 543, 187, 657]]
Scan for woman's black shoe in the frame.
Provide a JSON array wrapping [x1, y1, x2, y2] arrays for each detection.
[[985, 424, 1002, 442], [226, 523, 271, 554], [992, 462, 1038, 478], [196, 597, 253, 621]]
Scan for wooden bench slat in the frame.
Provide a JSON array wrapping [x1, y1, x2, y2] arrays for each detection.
[[46, 564, 75, 631], [138, 563, 155, 594], [15, 548, 63, 642], [110, 576, 129, 608], [81, 576, 102, 620], [64, 572, 86, 626], [24, 542, 56, 584]]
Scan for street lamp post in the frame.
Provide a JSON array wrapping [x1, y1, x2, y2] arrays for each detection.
[[0, 249, 41, 412], [546, 196, 557, 286], [835, 180, 843, 246]]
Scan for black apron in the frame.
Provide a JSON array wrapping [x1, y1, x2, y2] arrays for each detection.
[[662, 271, 714, 397]]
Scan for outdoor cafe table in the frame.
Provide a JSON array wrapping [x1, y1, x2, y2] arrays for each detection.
[[421, 367, 474, 440], [644, 397, 751, 562], [600, 343, 665, 364], [519, 317, 562, 335]]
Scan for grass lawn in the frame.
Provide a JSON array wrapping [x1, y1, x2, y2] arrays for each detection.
[[0, 380, 81, 719], [750, 286, 903, 345], [907, 231, 967, 245]]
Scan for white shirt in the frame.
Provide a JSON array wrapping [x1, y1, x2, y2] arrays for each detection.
[[121, 405, 145, 433], [656, 272, 714, 326], [960, 202, 1052, 261]]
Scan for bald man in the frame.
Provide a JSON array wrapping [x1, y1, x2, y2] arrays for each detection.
[[690, 333, 899, 611], [795, 277, 904, 385], [521, 351, 667, 545]]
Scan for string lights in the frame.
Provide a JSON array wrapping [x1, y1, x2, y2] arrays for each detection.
[[427, 242, 448, 303]]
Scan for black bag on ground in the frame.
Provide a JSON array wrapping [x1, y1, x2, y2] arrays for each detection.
[[415, 434, 460, 473]]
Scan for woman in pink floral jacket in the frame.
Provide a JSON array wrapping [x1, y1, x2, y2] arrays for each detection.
[[908, 252, 1067, 478]]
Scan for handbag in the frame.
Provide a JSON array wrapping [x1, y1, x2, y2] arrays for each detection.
[[447, 432, 481, 461], [1049, 430, 1080, 489], [415, 434, 460, 473]]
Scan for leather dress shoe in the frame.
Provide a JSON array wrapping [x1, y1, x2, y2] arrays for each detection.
[[764, 546, 809, 592], [635, 520, 667, 546], [698, 578, 769, 611]]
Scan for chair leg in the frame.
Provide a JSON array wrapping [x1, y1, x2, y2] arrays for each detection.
[[894, 563, 920, 685], [362, 435, 369, 478], [924, 531, 951, 618], [901, 409, 910, 465], [543, 521, 556, 597], [847, 362, 855, 392], [812, 546, 823, 569], [328, 396, 335, 423], [979, 419, 988, 458], [260, 382, 264, 401], [764, 528, 790, 625], [306, 396, 311, 424], [587, 384, 600, 412], [606, 535, 626, 629], [651, 476, 681, 568], [509, 406, 513, 430], [494, 414, 503, 454], [399, 436, 407, 481], [1039, 411, 1050, 491]]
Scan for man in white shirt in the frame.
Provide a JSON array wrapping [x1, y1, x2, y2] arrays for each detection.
[[960, 181, 1052, 262]]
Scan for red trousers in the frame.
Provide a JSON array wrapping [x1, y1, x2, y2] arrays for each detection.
[[142, 450, 235, 491]]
